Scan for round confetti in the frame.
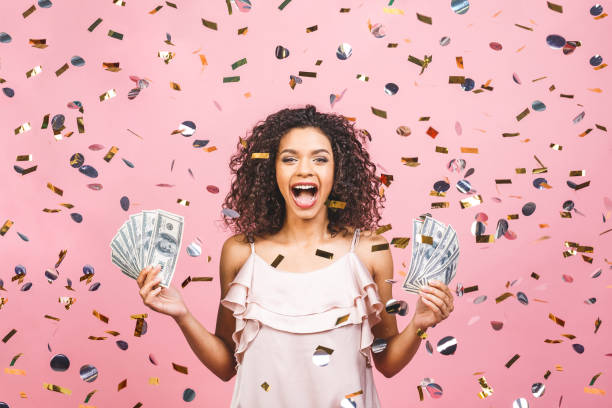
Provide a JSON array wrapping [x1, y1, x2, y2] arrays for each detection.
[[275, 45, 290, 59], [312, 348, 331, 367], [589, 54, 603, 66], [434, 180, 450, 193], [425, 340, 433, 354], [590, 4, 604, 16], [79, 165, 99, 178], [67, 100, 82, 110], [186, 239, 202, 257], [70, 153, 85, 168], [149, 353, 158, 365], [17, 232, 29, 241], [572, 343, 585, 354], [51, 114, 65, 131], [70, 213, 83, 223], [89, 282, 101, 291], [396, 126, 411, 136], [447, 158, 466, 172], [585, 297, 596, 304], [562, 274, 573, 283], [474, 295, 487, 304], [193, 139, 209, 148], [340, 398, 357, 408], [50, 354, 70, 371], [450, 0, 469, 14], [370, 23, 386, 38], [45, 269, 58, 282], [461, 78, 475, 91], [137, 79, 150, 89], [206, 185, 219, 194], [475, 212, 488, 222], [512, 72, 522, 84], [591, 268, 602, 278], [489, 42, 502, 51], [127, 88, 141, 100], [546, 34, 566, 49], [0, 402, 9, 408], [495, 218, 508, 239], [88, 144, 105, 151], [178, 121, 196, 137], [116, 340, 128, 350], [183, 388, 196, 402], [562, 200, 575, 211], [521, 202, 536, 216], [517, 292, 528, 305], [79, 364, 98, 382], [3, 88, 15, 98], [436, 336, 457, 355], [531, 100, 546, 111], [385, 298, 408, 316], [0, 32, 12, 43], [471, 221, 486, 236], [513, 398, 529, 408], [440, 36, 451, 46], [464, 167, 474, 178], [456, 179, 471, 193], [122, 158, 135, 168], [563, 41, 578, 55], [15, 265, 26, 275], [38, 0, 52, 8], [336, 43, 352, 60], [235, 0, 252, 12], [504, 230, 517, 240], [120, 196, 130, 211], [70, 55, 85, 66], [426, 383, 443, 398], [371, 338, 387, 353], [222, 208, 240, 218], [531, 382, 546, 397], [83, 264, 94, 275], [384, 83, 399, 95], [532, 177, 547, 189], [491, 321, 503, 331]]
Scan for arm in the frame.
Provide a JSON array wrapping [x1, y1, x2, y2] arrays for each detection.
[[174, 234, 252, 381], [365, 234, 455, 378]]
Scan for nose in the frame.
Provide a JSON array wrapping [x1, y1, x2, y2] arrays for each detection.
[[296, 156, 314, 175]]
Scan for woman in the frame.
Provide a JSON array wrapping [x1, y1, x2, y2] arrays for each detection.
[[136, 105, 455, 407]]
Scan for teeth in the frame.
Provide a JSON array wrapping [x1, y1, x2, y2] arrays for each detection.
[[293, 185, 315, 190]]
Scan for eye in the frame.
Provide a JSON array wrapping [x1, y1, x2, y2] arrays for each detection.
[[315, 157, 328, 163], [282, 157, 295, 163]]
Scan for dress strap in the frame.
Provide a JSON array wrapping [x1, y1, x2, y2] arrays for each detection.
[[350, 228, 360, 252], [249, 241, 255, 254]]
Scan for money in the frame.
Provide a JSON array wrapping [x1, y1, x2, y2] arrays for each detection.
[[110, 209, 184, 287], [402, 216, 459, 294]]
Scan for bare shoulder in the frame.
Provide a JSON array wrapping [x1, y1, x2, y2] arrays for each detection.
[[219, 233, 252, 296], [353, 228, 392, 279]]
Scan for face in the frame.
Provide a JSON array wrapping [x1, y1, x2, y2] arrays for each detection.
[[275, 127, 335, 218]]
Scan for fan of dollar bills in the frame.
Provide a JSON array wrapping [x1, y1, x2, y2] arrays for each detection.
[[110, 209, 184, 288], [402, 216, 459, 294]]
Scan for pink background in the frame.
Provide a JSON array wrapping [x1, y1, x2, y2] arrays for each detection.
[[1, 0, 611, 407]]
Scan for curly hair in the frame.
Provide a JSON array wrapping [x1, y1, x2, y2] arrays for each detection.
[[222, 104, 386, 243]]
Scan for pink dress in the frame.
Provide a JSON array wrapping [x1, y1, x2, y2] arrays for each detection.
[[221, 229, 384, 408]]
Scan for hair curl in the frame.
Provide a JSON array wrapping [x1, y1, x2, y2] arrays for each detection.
[[222, 104, 385, 243]]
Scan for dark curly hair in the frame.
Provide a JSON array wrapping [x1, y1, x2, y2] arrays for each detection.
[[222, 104, 386, 243]]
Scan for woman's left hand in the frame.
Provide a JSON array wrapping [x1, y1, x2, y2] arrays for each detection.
[[412, 280, 455, 330]]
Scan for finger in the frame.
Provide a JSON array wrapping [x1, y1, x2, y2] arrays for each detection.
[[140, 273, 162, 299], [143, 265, 162, 288], [137, 265, 153, 288], [144, 286, 162, 305], [420, 292, 448, 316], [421, 285, 452, 312], [421, 297, 444, 320], [429, 281, 454, 311]]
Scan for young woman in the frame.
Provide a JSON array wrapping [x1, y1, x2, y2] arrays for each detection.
[[136, 105, 455, 407]]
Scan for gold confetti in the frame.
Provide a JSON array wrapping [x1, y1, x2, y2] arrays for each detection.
[[55, 63, 69, 77], [103, 62, 121, 72], [584, 387, 606, 395], [547, 1, 563, 13], [87, 18, 103, 32], [251, 152, 269, 159], [448, 75, 466, 84], [158, 51, 175, 64], [435, 146, 448, 154], [99, 89, 117, 101], [460, 194, 483, 209], [134, 318, 145, 336], [505, 354, 520, 368], [107, 30, 124, 40], [261, 382, 270, 391], [416, 328, 427, 339], [25, 65, 43, 78], [548, 313, 565, 327], [172, 362, 188, 374], [550, 143, 562, 150], [315, 249, 333, 259], [416, 12, 432, 24], [516, 108, 530, 121], [456, 56, 464, 69], [371, 107, 387, 118], [43, 383, 72, 395], [1, 220, 14, 236], [375, 224, 392, 234], [5, 368, 26, 375], [383, 7, 404, 15], [417, 385, 424, 401], [431, 202, 450, 209], [181, 276, 192, 288], [46, 182, 63, 196], [390, 237, 410, 248], [460, 147, 478, 153], [201, 18, 218, 30], [149, 5, 163, 14], [170, 81, 181, 90], [88, 336, 107, 340], [149, 377, 159, 385], [371, 243, 389, 252], [270, 255, 284, 268], [92, 310, 109, 324], [118, 378, 127, 391], [335, 314, 350, 325], [23, 5, 36, 18], [326, 200, 346, 209], [476, 234, 495, 243], [401, 157, 420, 167], [59, 297, 76, 309], [495, 292, 513, 303], [477, 376, 494, 398], [16, 154, 32, 161]]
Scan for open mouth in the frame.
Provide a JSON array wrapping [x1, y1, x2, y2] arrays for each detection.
[[291, 184, 318, 209]]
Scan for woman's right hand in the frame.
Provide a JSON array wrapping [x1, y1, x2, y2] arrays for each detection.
[[137, 265, 189, 319]]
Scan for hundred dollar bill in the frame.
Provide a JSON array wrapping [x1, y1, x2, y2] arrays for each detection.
[[403, 218, 424, 291], [141, 210, 159, 273], [423, 224, 458, 277], [145, 209, 184, 287], [130, 213, 144, 270]]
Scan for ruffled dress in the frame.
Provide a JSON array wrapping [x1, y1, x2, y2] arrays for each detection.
[[220, 229, 384, 408]]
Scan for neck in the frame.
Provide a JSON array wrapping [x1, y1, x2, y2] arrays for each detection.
[[278, 208, 330, 247]]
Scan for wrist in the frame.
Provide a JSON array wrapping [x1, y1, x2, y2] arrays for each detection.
[[173, 309, 191, 325], [409, 317, 428, 333]]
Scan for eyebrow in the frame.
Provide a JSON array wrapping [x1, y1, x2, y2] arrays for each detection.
[[279, 148, 330, 155]]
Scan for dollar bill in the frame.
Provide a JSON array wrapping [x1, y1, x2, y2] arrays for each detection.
[[130, 213, 144, 270], [145, 210, 184, 287], [141, 210, 159, 273]]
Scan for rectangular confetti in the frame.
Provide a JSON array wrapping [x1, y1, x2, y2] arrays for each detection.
[[1, 220, 14, 236], [371, 243, 389, 252], [118, 378, 127, 391], [43, 383, 72, 395], [371, 107, 387, 118], [270, 254, 284, 268], [2, 329, 17, 343], [223, 76, 240, 83], [88, 18, 103, 32], [231, 58, 247, 70], [92, 310, 109, 323], [460, 147, 478, 153], [505, 354, 520, 368], [516, 108, 530, 121], [548, 313, 565, 327], [55, 63, 69, 77], [298, 71, 316, 77], [335, 314, 349, 325], [23, 5, 36, 18], [315, 249, 334, 259], [107, 30, 123, 40], [201, 18, 218, 30], [172, 362, 188, 374], [416, 13, 432, 24], [547, 2, 563, 13], [251, 152, 269, 159]]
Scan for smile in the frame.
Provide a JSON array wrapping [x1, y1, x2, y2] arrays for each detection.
[[290, 183, 319, 209]]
